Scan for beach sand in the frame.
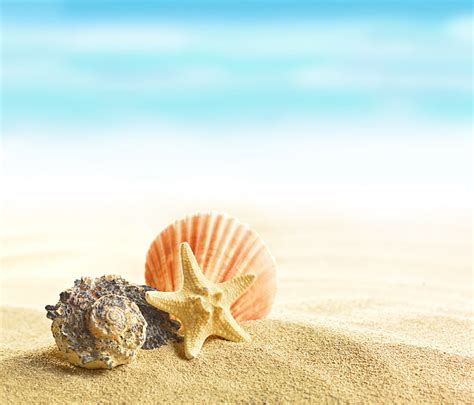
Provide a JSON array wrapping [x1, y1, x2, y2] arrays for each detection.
[[1, 307, 472, 404], [1, 203, 472, 403]]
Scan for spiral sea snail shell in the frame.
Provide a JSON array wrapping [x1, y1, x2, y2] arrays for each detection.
[[46, 275, 182, 369]]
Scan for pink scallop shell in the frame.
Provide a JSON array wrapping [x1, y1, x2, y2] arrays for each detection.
[[145, 212, 277, 321]]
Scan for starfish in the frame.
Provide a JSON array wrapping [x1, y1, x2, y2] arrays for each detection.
[[145, 242, 256, 359]]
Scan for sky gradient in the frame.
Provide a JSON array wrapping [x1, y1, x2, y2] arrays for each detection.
[[1, 1, 472, 216], [2, 0, 472, 131]]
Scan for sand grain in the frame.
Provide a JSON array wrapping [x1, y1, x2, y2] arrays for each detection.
[[1, 308, 472, 404]]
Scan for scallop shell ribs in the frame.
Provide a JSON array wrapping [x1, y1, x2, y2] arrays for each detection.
[[145, 212, 278, 321]]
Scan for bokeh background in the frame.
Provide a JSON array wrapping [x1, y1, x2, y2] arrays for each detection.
[[0, 1, 472, 308], [2, 0, 472, 215]]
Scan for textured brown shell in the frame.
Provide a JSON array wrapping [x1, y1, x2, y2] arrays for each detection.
[[88, 295, 146, 351], [145, 212, 277, 321], [51, 294, 146, 369], [45, 275, 182, 369]]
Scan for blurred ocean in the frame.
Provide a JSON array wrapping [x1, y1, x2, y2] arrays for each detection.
[[1, 0, 472, 216]]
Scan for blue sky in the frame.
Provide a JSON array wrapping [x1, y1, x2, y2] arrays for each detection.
[[1, 0, 472, 134], [1, 1, 472, 215]]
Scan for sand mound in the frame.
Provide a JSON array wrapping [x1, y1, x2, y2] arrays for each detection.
[[1, 307, 472, 404]]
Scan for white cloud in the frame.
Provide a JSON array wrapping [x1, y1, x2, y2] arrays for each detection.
[[3, 19, 471, 61], [446, 15, 473, 42], [3, 24, 191, 52], [292, 66, 472, 92], [1, 61, 233, 91], [3, 17, 472, 93]]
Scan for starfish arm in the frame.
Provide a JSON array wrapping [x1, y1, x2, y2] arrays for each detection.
[[180, 242, 212, 293], [145, 291, 188, 318], [214, 308, 251, 343], [220, 273, 256, 306], [182, 311, 212, 359]]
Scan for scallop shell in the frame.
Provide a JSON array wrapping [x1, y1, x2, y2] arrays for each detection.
[[145, 212, 277, 321], [45, 275, 182, 369]]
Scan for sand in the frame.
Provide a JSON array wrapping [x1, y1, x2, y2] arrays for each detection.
[[2, 307, 472, 404], [1, 204, 473, 403]]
